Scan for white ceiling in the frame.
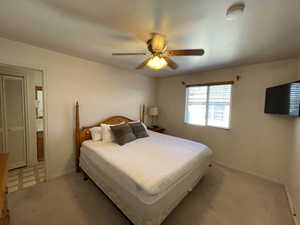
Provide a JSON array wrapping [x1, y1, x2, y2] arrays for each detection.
[[1, 0, 300, 77]]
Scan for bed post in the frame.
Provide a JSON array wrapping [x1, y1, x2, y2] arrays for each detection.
[[75, 101, 80, 172], [140, 104, 145, 123], [142, 104, 145, 123]]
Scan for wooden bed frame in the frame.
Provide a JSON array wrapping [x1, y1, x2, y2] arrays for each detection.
[[75, 102, 146, 225], [75, 101, 138, 172], [74, 102, 211, 225]]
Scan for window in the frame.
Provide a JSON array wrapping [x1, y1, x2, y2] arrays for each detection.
[[185, 82, 232, 128], [289, 83, 300, 116]]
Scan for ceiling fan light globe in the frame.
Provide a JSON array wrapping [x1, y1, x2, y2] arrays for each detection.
[[147, 56, 168, 70]]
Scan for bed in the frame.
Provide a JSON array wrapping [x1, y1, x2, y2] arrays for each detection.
[[75, 102, 213, 225]]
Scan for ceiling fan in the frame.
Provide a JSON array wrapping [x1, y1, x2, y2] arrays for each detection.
[[112, 33, 205, 70]]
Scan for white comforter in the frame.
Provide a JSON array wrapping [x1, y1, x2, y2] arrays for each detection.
[[81, 131, 212, 197]]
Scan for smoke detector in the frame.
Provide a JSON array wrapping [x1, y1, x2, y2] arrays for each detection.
[[226, 3, 245, 20]]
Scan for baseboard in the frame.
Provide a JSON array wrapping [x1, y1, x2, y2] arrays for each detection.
[[285, 185, 299, 225], [213, 160, 281, 184]]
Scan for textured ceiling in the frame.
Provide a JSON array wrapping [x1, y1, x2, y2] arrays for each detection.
[[0, 0, 300, 77]]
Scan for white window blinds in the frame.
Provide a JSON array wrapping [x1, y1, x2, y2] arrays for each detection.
[[185, 83, 232, 128], [185, 86, 208, 126], [289, 83, 300, 116]]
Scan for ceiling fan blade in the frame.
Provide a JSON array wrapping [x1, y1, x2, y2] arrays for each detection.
[[164, 49, 205, 56], [163, 57, 178, 70], [136, 58, 151, 70], [112, 53, 147, 56]]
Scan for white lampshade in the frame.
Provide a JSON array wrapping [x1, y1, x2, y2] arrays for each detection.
[[148, 107, 159, 116]]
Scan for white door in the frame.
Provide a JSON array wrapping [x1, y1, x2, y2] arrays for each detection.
[[2, 76, 27, 169]]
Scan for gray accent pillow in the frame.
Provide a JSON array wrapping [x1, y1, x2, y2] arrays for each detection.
[[129, 122, 149, 139], [110, 123, 136, 146]]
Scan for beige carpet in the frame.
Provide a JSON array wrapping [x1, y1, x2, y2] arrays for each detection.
[[8, 164, 294, 225]]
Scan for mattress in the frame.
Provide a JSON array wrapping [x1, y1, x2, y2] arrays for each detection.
[[80, 131, 212, 204]]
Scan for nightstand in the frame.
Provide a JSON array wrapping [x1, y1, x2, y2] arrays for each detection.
[[0, 153, 9, 225], [148, 127, 166, 134]]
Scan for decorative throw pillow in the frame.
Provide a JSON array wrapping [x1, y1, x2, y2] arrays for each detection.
[[101, 123, 123, 143], [128, 122, 149, 139], [129, 121, 148, 131], [89, 126, 102, 141], [109, 123, 136, 146]]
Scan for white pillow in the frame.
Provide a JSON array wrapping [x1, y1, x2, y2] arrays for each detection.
[[90, 127, 102, 142], [141, 122, 148, 130], [101, 122, 124, 143]]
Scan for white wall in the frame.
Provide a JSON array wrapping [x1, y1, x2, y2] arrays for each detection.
[[0, 37, 155, 179], [156, 59, 298, 183], [286, 59, 300, 220]]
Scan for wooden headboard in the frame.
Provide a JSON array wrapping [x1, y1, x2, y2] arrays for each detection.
[[75, 102, 134, 172]]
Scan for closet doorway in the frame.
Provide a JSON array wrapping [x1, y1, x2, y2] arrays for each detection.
[[0, 64, 46, 193], [0, 75, 27, 169]]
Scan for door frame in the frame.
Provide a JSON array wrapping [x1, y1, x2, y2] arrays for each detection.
[[0, 65, 44, 168], [1, 75, 28, 169], [0, 77, 5, 153], [0, 63, 48, 179]]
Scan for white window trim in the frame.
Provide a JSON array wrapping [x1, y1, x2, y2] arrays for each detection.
[[205, 85, 210, 126], [184, 82, 233, 129]]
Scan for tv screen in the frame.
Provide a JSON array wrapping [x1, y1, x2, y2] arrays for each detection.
[[264, 81, 300, 116]]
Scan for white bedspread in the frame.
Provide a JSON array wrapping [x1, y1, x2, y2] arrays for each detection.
[[81, 131, 212, 202]]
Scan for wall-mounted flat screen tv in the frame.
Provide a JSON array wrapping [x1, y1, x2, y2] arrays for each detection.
[[264, 81, 300, 116]]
